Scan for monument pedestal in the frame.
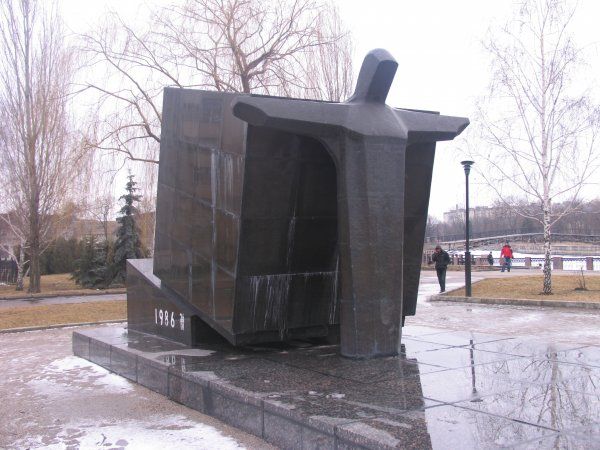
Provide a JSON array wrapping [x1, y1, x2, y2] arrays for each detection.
[[72, 325, 433, 449], [127, 259, 223, 346], [127, 259, 339, 347], [72, 323, 578, 448]]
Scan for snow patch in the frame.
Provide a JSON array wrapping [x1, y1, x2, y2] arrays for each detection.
[[14, 414, 246, 450], [28, 356, 133, 395]]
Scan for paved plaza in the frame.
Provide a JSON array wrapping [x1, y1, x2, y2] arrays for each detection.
[[0, 270, 598, 449], [413, 271, 600, 346]]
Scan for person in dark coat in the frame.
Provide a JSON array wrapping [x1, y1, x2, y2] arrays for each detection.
[[487, 252, 494, 266], [432, 245, 451, 293]]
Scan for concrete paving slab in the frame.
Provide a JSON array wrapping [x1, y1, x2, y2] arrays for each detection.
[[0, 325, 274, 449], [412, 271, 600, 346]]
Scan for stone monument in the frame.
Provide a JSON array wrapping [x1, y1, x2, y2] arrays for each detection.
[[127, 49, 469, 358]]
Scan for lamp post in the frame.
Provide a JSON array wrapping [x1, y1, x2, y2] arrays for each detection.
[[461, 160, 474, 297]]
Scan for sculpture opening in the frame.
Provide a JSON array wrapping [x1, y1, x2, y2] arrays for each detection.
[[235, 127, 339, 339]]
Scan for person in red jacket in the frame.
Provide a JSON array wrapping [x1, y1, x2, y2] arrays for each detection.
[[500, 243, 514, 272]]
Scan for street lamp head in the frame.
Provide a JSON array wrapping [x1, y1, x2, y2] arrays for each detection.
[[461, 160, 474, 175]]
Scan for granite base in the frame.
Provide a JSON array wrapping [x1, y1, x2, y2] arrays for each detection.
[[72, 325, 600, 449]]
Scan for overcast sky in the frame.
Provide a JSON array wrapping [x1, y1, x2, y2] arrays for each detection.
[[61, 0, 600, 218]]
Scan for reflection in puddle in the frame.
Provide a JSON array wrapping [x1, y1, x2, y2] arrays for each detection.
[[78, 326, 600, 448]]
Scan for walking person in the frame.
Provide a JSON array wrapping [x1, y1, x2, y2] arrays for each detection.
[[432, 245, 451, 293], [487, 252, 494, 266], [500, 243, 513, 272]]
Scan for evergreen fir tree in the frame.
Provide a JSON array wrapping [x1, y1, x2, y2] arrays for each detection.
[[111, 174, 145, 284], [72, 235, 107, 288]]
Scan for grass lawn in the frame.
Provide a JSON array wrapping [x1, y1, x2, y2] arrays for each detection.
[[0, 300, 126, 330], [447, 275, 600, 301], [0, 273, 125, 299]]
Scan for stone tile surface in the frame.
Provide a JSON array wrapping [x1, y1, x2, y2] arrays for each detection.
[[406, 330, 513, 347], [168, 372, 207, 412], [402, 345, 519, 370], [554, 345, 600, 368], [473, 338, 585, 358], [455, 384, 600, 431], [513, 431, 600, 450], [345, 405, 555, 449], [73, 325, 600, 449]]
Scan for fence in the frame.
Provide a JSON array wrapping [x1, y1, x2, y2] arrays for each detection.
[[422, 251, 600, 271]]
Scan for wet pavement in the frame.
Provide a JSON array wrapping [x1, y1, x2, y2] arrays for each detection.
[[414, 271, 600, 346], [72, 323, 600, 449], [1, 270, 599, 449], [0, 326, 275, 449]]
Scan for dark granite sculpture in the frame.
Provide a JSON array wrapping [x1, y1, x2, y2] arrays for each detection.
[[127, 48, 468, 358]]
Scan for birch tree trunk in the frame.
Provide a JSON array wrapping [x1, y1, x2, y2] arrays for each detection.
[[16, 241, 26, 291], [542, 215, 552, 294]]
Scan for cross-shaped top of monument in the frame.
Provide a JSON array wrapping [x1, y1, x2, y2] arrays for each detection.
[[232, 48, 469, 144]]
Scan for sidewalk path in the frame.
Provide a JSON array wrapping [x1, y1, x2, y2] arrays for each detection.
[[0, 293, 125, 309], [411, 271, 600, 346]]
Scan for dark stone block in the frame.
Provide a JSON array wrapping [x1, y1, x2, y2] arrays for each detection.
[[237, 218, 291, 274], [288, 218, 337, 273], [137, 357, 169, 396], [168, 372, 207, 412], [216, 152, 244, 215], [89, 339, 111, 368], [190, 200, 213, 259], [110, 346, 137, 382], [72, 332, 90, 360], [213, 268, 235, 321], [206, 381, 264, 436], [263, 411, 303, 448], [301, 426, 336, 450], [215, 210, 239, 273], [127, 259, 223, 347], [190, 254, 213, 313]]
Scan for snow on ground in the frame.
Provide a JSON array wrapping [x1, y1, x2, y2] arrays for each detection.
[[27, 355, 133, 396], [13, 355, 250, 449], [15, 414, 246, 450]]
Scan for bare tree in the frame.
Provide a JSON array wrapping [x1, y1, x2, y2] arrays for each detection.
[[81, 0, 353, 164], [0, 0, 86, 292], [293, 3, 353, 102], [469, 0, 600, 294], [83, 156, 118, 245]]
